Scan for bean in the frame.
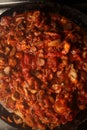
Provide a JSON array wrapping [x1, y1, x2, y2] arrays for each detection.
[[5, 47, 10, 55], [0, 72, 4, 78], [0, 58, 5, 66], [10, 47, 16, 56], [54, 100, 65, 114], [78, 104, 86, 110], [9, 58, 17, 67], [37, 58, 45, 66], [30, 46, 37, 52], [83, 51, 87, 59]]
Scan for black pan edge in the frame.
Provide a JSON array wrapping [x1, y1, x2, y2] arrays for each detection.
[[0, 1, 87, 31]]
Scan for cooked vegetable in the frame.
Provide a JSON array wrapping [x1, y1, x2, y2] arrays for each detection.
[[0, 10, 87, 130]]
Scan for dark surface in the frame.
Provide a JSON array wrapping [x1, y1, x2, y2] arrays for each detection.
[[0, 1, 87, 130]]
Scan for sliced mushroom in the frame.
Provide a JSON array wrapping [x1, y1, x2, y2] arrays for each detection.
[[5, 46, 11, 55], [48, 39, 61, 47], [69, 65, 78, 83], [62, 41, 70, 54], [4, 66, 10, 75]]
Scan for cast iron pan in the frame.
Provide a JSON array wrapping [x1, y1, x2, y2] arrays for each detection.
[[0, 1, 87, 130]]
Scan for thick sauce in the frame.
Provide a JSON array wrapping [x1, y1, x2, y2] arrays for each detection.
[[0, 10, 87, 130]]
